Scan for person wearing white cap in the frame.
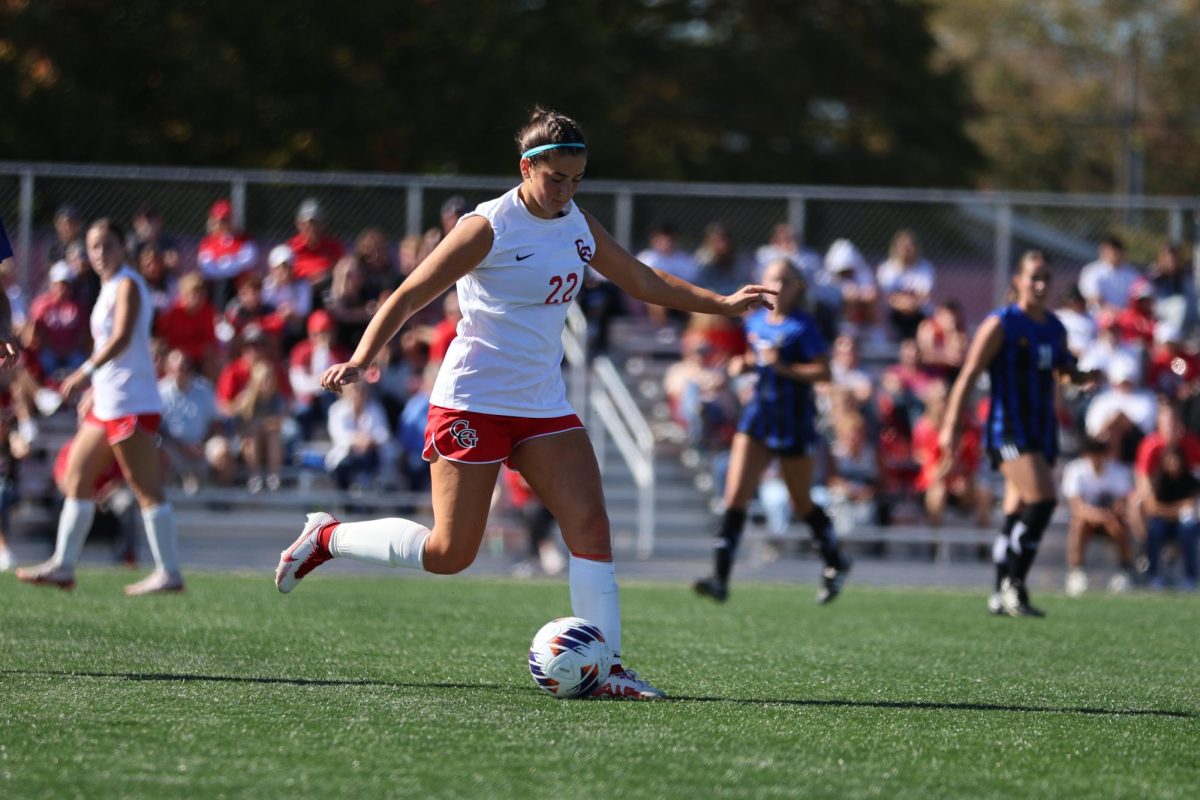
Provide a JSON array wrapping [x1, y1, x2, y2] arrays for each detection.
[[823, 238, 878, 337], [288, 197, 345, 286], [262, 244, 311, 344], [28, 261, 89, 382], [1084, 353, 1158, 459]]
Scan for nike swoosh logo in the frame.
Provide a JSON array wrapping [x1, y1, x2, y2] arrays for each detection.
[[516, 252, 534, 261]]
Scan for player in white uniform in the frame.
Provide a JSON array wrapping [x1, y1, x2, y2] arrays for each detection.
[[274, 108, 775, 699], [16, 219, 184, 595]]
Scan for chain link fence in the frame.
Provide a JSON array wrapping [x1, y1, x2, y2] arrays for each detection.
[[3, 162, 1199, 330]]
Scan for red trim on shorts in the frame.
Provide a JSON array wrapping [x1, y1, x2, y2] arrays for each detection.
[[569, 552, 613, 561], [83, 411, 162, 446], [422, 405, 584, 468]]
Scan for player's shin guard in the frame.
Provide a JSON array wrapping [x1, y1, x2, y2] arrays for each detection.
[[329, 518, 430, 570], [804, 506, 841, 567], [994, 512, 1019, 591], [712, 508, 748, 584], [52, 498, 95, 570], [1009, 500, 1057, 582], [569, 555, 621, 657], [141, 504, 181, 576]]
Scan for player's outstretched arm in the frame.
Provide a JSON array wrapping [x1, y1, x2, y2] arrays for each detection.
[[322, 215, 493, 393], [583, 211, 774, 317]]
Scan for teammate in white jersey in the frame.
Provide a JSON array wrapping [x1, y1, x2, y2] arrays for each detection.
[[275, 108, 775, 700], [17, 219, 184, 595]]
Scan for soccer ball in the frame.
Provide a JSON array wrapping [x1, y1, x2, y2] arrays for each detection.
[[528, 617, 612, 699]]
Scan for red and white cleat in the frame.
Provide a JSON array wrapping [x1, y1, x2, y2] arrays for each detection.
[[275, 512, 339, 594], [15, 561, 76, 591], [590, 662, 666, 700], [124, 569, 185, 596]]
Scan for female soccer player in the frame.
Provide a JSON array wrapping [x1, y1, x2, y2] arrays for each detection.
[[692, 258, 851, 605], [940, 250, 1095, 617], [274, 109, 775, 699], [16, 219, 184, 595]]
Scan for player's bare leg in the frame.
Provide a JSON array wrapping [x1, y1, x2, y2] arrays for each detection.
[[112, 427, 184, 595]]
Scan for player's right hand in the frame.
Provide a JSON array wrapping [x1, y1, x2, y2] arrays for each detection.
[[320, 362, 362, 394]]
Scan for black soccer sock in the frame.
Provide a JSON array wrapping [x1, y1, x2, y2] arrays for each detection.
[[713, 508, 748, 584], [994, 512, 1019, 591], [804, 506, 842, 568], [1009, 500, 1057, 583]]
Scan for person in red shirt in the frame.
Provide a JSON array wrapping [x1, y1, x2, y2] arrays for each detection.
[[197, 199, 258, 306], [912, 380, 990, 526], [428, 290, 462, 364], [1132, 402, 1200, 538], [1147, 322, 1200, 403], [1114, 279, 1157, 349], [215, 326, 292, 492], [28, 262, 90, 384], [156, 272, 218, 379], [288, 198, 345, 287], [289, 310, 349, 439]]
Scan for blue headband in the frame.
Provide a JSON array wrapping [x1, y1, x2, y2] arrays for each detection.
[[521, 142, 587, 159]]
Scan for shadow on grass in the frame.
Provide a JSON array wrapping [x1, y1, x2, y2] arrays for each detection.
[[3, 669, 1193, 719]]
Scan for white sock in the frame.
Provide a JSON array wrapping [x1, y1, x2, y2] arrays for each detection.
[[329, 517, 430, 570], [142, 504, 181, 577], [569, 555, 622, 657], [51, 498, 95, 570]]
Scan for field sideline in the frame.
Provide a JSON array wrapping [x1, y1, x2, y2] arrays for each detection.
[[1, 571, 1196, 799]]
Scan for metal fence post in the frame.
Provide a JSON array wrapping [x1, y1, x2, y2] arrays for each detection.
[[405, 183, 423, 238], [1168, 206, 1183, 245], [787, 193, 807, 245], [17, 169, 34, 296], [230, 175, 247, 231], [614, 189, 633, 250], [992, 203, 1012, 306]]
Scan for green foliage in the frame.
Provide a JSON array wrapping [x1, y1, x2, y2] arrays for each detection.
[[1, 571, 1197, 798]]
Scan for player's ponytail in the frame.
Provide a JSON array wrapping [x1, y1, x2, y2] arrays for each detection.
[[516, 107, 587, 163]]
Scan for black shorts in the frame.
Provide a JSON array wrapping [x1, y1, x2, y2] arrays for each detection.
[[988, 442, 1057, 470]]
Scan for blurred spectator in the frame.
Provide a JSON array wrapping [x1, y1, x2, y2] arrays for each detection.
[[0, 261, 28, 339], [325, 382, 390, 491], [828, 334, 874, 406], [223, 273, 282, 351], [1062, 437, 1135, 596], [1143, 446, 1199, 590], [288, 198, 345, 290], [354, 228, 399, 301], [876, 229, 935, 341], [1077, 310, 1139, 376], [65, 240, 99, 312], [262, 244, 312, 349], [397, 363, 436, 492], [289, 310, 349, 440], [397, 233, 423, 280], [1085, 354, 1157, 462], [1133, 403, 1200, 497], [127, 205, 180, 273], [428, 290, 462, 365], [755, 224, 821, 278], [441, 195, 468, 235], [1078, 235, 1140, 314], [215, 327, 289, 493], [663, 335, 736, 450], [1114, 279, 1157, 350], [500, 466, 565, 577], [884, 338, 936, 399], [825, 398, 880, 522], [637, 221, 699, 284], [325, 254, 377, 348], [913, 381, 989, 527], [28, 261, 89, 384], [137, 241, 178, 318], [156, 272, 218, 377], [1146, 322, 1200, 404], [694, 222, 754, 296], [822, 239, 878, 339], [1055, 285, 1098, 358], [158, 350, 228, 492], [46, 204, 83, 265], [197, 199, 258, 306], [372, 338, 415, 429], [680, 312, 746, 365], [916, 300, 967, 382], [1147, 242, 1196, 333]]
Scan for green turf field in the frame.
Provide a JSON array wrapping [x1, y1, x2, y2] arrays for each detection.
[[1, 571, 1196, 799]]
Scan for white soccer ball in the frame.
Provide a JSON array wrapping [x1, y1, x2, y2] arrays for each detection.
[[528, 616, 613, 699]]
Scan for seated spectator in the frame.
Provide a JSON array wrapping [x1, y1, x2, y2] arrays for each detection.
[[65, 240, 99, 313], [288, 198, 345, 296], [0, 261, 29, 342], [884, 338, 936, 400], [875, 376, 919, 523], [638, 221, 699, 284], [1055, 284, 1098, 358], [1078, 235, 1141, 314], [325, 382, 391, 491], [1146, 322, 1200, 403], [197, 199, 258, 306], [397, 364, 436, 492], [325, 254, 377, 348], [1132, 403, 1200, 542], [681, 312, 746, 366], [156, 272, 218, 378], [876, 229, 935, 341], [1114, 279, 1157, 350], [1147, 241, 1196, 333], [372, 338, 416, 429], [1077, 309, 1140, 376], [828, 334, 874, 406], [46, 203, 83, 266], [215, 326, 290, 493], [1143, 446, 1199, 590], [912, 381, 989, 527], [288, 310, 349, 439], [353, 227, 399, 300], [1061, 437, 1135, 596], [28, 261, 89, 384], [262, 244, 312, 350], [916, 300, 967, 382], [663, 335, 736, 450], [223, 273, 282, 351], [158, 350, 229, 492], [693, 222, 754, 296], [822, 238, 878, 339], [127, 205, 180, 274], [428, 290, 462, 365], [755, 224, 821, 279], [826, 400, 880, 522], [137, 241, 178, 319], [440, 195, 468, 236], [1085, 354, 1157, 462]]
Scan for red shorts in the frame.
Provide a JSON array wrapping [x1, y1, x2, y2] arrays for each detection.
[[53, 440, 124, 497], [83, 411, 162, 446], [423, 405, 584, 468]]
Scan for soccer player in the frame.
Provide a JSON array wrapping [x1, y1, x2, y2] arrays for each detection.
[[692, 258, 851, 605], [940, 250, 1096, 617], [16, 219, 184, 595], [274, 108, 775, 700]]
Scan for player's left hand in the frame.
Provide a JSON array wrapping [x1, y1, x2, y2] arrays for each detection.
[[720, 285, 776, 316], [59, 367, 91, 401]]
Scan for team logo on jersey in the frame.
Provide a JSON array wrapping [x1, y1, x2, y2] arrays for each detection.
[[575, 238, 593, 262], [449, 419, 479, 449]]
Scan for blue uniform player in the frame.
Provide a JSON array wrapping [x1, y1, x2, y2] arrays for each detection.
[[695, 258, 851, 605], [942, 251, 1095, 617]]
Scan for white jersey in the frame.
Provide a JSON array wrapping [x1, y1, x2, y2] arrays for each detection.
[[90, 265, 162, 419], [431, 187, 595, 417]]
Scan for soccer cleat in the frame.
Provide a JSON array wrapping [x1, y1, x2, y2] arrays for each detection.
[[15, 561, 76, 591], [0, 546, 12, 572], [987, 592, 1005, 615], [1000, 577, 1044, 618], [692, 575, 729, 603], [124, 570, 185, 596], [590, 662, 666, 700], [1065, 568, 1088, 597], [816, 554, 852, 605], [276, 512, 339, 594]]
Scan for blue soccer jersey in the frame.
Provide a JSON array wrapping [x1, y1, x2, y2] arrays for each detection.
[[737, 308, 828, 454], [985, 304, 1074, 464], [0, 215, 12, 262]]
